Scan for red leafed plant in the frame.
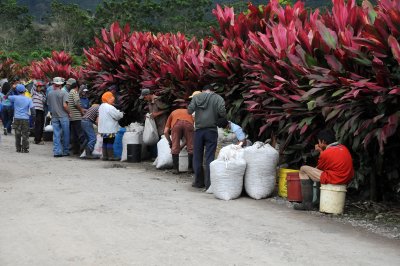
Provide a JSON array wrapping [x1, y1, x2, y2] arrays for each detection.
[[0, 57, 23, 81], [83, 22, 211, 123], [30, 51, 80, 81]]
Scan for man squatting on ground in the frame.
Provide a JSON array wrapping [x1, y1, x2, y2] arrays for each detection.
[[188, 84, 226, 189], [8, 84, 35, 153], [294, 129, 354, 211]]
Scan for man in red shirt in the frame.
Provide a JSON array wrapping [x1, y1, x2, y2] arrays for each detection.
[[294, 129, 354, 211]]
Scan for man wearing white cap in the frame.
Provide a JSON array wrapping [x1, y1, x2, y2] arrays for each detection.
[[47, 77, 70, 157]]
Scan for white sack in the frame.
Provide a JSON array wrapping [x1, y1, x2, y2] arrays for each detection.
[[92, 134, 103, 157], [155, 136, 173, 169], [121, 131, 143, 161], [244, 142, 279, 199], [210, 145, 246, 200], [44, 125, 53, 132], [143, 113, 159, 145]]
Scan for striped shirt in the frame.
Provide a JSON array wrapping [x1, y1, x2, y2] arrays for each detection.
[[32, 90, 46, 111], [68, 90, 82, 121], [83, 105, 99, 123]]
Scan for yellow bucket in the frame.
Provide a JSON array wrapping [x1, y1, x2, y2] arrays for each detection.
[[278, 168, 299, 198]]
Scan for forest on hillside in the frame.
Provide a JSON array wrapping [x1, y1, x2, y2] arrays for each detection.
[[4, 0, 353, 64]]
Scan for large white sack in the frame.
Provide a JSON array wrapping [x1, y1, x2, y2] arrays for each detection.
[[143, 113, 159, 145], [209, 145, 246, 200], [217, 144, 245, 161], [121, 122, 144, 161], [155, 136, 173, 169], [244, 142, 279, 199], [121, 131, 143, 161]]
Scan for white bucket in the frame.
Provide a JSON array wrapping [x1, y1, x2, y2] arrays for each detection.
[[319, 184, 347, 214], [179, 149, 188, 172]]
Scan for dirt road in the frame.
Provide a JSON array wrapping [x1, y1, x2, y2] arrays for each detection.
[[0, 135, 399, 266]]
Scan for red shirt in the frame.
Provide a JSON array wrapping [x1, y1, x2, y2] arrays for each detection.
[[317, 144, 354, 185]]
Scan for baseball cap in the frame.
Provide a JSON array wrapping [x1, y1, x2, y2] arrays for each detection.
[[52, 77, 64, 85], [189, 91, 201, 98], [16, 84, 26, 93], [66, 78, 76, 85], [35, 80, 45, 86], [139, 88, 151, 99]]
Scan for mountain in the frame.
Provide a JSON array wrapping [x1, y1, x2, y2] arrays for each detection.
[[18, 0, 333, 22]]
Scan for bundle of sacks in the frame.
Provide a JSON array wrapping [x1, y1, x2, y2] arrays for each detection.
[[210, 144, 247, 200], [243, 142, 279, 199], [209, 142, 279, 201]]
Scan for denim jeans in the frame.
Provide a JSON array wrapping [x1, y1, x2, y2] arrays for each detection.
[[52, 116, 70, 156], [81, 119, 96, 152], [193, 128, 218, 189], [1, 105, 13, 133]]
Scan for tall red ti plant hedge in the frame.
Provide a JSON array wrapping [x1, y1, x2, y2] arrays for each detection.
[[0, 56, 24, 81], [30, 51, 81, 81], [234, 0, 400, 200], [83, 22, 210, 123]]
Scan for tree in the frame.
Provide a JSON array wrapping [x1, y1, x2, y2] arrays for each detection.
[[94, 0, 213, 37], [43, 1, 94, 54], [0, 0, 35, 52]]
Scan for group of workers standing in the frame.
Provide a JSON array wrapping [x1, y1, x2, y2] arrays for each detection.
[[1, 77, 354, 211]]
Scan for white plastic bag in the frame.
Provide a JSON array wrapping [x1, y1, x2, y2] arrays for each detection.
[[154, 135, 173, 169], [244, 142, 279, 199], [121, 123, 144, 161], [92, 134, 103, 157], [44, 125, 53, 132], [209, 145, 246, 200], [143, 113, 159, 145]]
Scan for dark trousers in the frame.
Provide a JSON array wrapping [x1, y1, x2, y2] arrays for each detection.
[[70, 120, 86, 154], [14, 119, 29, 151], [193, 128, 218, 189], [34, 109, 45, 143], [2, 105, 13, 133]]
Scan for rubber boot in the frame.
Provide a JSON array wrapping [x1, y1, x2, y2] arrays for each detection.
[[172, 154, 179, 174], [312, 181, 321, 209], [294, 179, 314, 211], [102, 147, 109, 161], [188, 154, 193, 174]]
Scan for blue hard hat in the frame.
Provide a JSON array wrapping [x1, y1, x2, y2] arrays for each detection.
[[16, 84, 26, 93]]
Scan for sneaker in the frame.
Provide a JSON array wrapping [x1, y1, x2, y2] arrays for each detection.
[[22, 149, 29, 153], [16, 148, 21, 153], [4, 129, 7, 135], [63, 153, 70, 157], [54, 154, 63, 158]]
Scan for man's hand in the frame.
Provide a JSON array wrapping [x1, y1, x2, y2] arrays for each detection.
[[315, 144, 323, 153]]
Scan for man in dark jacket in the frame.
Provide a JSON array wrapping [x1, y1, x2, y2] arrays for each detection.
[[188, 85, 226, 189]]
